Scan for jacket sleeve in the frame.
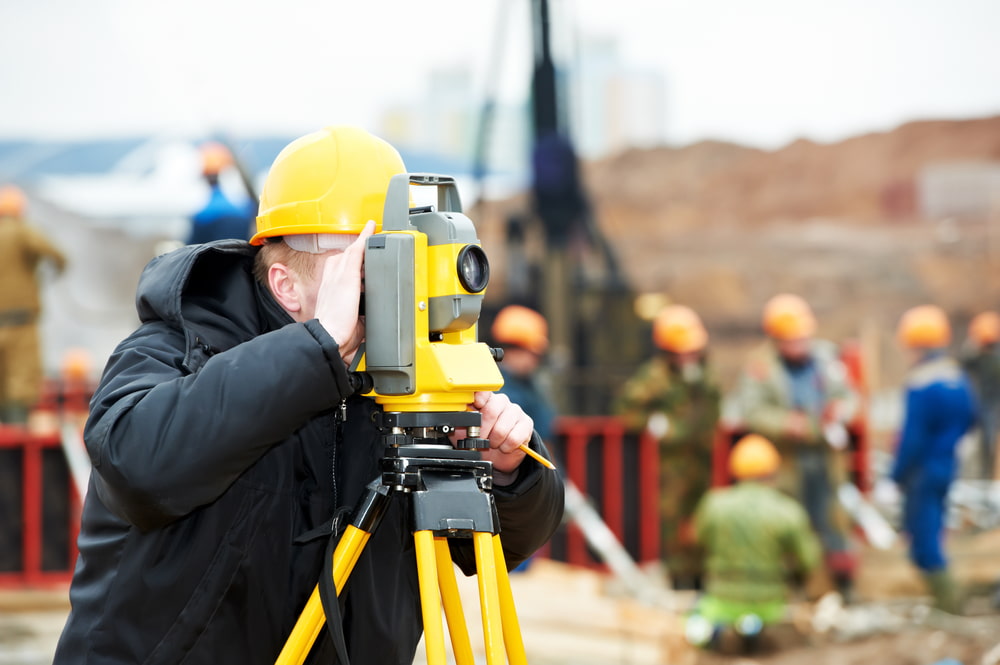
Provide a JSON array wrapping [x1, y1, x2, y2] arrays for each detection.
[[891, 386, 925, 485], [449, 433, 565, 574], [25, 225, 67, 272], [85, 318, 355, 530]]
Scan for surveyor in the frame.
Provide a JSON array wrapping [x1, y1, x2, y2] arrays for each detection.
[[961, 311, 1000, 479], [613, 303, 721, 590], [689, 433, 820, 652], [730, 293, 859, 599], [53, 126, 565, 665], [0, 184, 66, 424], [186, 141, 256, 244], [893, 305, 976, 614]]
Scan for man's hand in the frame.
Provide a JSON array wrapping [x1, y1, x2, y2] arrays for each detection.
[[314, 220, 375, 365], [469, 391, 534, 474]]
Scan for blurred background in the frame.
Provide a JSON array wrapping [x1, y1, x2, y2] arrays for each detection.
[[3, 0, 1000, 663], [2, 0, 999, 412]]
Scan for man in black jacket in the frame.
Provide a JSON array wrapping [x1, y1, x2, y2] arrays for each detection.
[[53, 126, 564, 665]]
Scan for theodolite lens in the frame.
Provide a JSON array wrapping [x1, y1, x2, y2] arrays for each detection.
[[457, 245, 490, 293]]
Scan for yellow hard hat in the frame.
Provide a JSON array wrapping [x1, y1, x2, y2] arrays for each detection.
[[969, 311, 1000, 346], [251, 126, 406, 245], [728, 433, 781, 479], [200, 142, 233, 176], [0, 184, 26, 217], [762, 293, 817, 341], [897, 305, 951, 349], [492, 305, 549, 355], [652, 304, 708, 354]]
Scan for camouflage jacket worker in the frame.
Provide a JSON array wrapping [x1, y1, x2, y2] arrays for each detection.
[[613, 355, 721, 583], [613, 355, 721, 450], [731, 339, 859, 488]]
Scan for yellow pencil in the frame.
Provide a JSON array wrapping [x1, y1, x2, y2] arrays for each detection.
[[518, 443, 557, 470]]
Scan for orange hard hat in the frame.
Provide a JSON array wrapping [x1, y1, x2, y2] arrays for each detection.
[[897, 305, 951, 349], [60, 347, 94, 382], [728, 433, 781, 479], [652, 304, 708, 354], [200, 142, 233, 176], [969, 311, 1000, 346], [0, 184, 26, 217], [762, 293, 817, 341], [491, 305, 549, 355]]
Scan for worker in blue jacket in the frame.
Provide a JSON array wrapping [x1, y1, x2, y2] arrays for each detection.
[[892, 305, 977, 614], [186, 142, 256, 244]]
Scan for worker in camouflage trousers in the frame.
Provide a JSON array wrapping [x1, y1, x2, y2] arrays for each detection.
[[613, 305, 721, 590], [688, 433, 820, 653], [0, 184, 66, 424], [730, 294, 859, 599]]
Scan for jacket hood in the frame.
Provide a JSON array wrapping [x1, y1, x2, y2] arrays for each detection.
[[135, 239, 290, 369]]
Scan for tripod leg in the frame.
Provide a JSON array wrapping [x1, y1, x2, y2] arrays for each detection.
[[275, 525, 372, 665], [492, 534, 527, 665], [415, 530, 448, 665], [434, 537, 476, 665], [473, 532, 507, 665]]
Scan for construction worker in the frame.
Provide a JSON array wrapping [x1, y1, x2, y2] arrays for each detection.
[[893, 305, 976, 614], [186, 141, 256, 244], [688, 433, 820, 652], [491, 304, 555, 442], [613, 304, 721, 589], [730, 293, 859, 598], [53, 126, 565, 665], [491, 304, 557, 573], [961, 311, 1000, 479], [0, 184, 66, 424]]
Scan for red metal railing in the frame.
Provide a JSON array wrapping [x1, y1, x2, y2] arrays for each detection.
[[0, 426, 80, 588], [547, 412, 870, 572], [0, 378, 91, 588]]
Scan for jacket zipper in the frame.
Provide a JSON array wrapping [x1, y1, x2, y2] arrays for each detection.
[[330, 399, 347, 516]]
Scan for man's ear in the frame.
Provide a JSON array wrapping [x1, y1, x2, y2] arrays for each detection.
[[268, 263, 302, 314]]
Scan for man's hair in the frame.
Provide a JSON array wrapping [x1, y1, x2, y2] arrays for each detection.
[[253, 239, 321, 287]]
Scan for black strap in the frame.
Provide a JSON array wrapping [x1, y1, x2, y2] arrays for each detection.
[[320, 525, 351, 665], [296, 507, 352, 664]]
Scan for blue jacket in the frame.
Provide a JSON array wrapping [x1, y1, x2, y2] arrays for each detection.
[[187, 185, 255, 244], [891, 353, 977, 486]]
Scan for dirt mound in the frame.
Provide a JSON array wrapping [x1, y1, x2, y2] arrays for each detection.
[[586, 115, 1000, 229]]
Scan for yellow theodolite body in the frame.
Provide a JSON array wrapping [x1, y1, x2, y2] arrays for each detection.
[[356, 174, 503, 413]]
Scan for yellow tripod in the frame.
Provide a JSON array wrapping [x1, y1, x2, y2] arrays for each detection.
[[275, 411, 528, 665]]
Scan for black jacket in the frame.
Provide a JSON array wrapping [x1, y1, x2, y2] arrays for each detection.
[[54, 240, 564, 665]]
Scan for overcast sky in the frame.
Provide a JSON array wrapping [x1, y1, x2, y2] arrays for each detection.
[[2, 0, 999, 150]]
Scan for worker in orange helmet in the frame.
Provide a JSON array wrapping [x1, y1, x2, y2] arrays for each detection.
[[0, 184, 67, 424], [892, 305, 976, 614], [613, 303, 721, 590], [186, 141, 256, 244], [491, 304, 555, 444], [687, 433, 820, 653], [961, 311, 1000, 479], [730, 293, 860, 600]]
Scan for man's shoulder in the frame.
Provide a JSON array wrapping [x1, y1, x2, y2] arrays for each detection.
[[907, 355, 965, 390], [741, 343, 779, 381]]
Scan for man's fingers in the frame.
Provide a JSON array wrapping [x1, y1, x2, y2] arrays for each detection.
[[475, 391, 533, 454]]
